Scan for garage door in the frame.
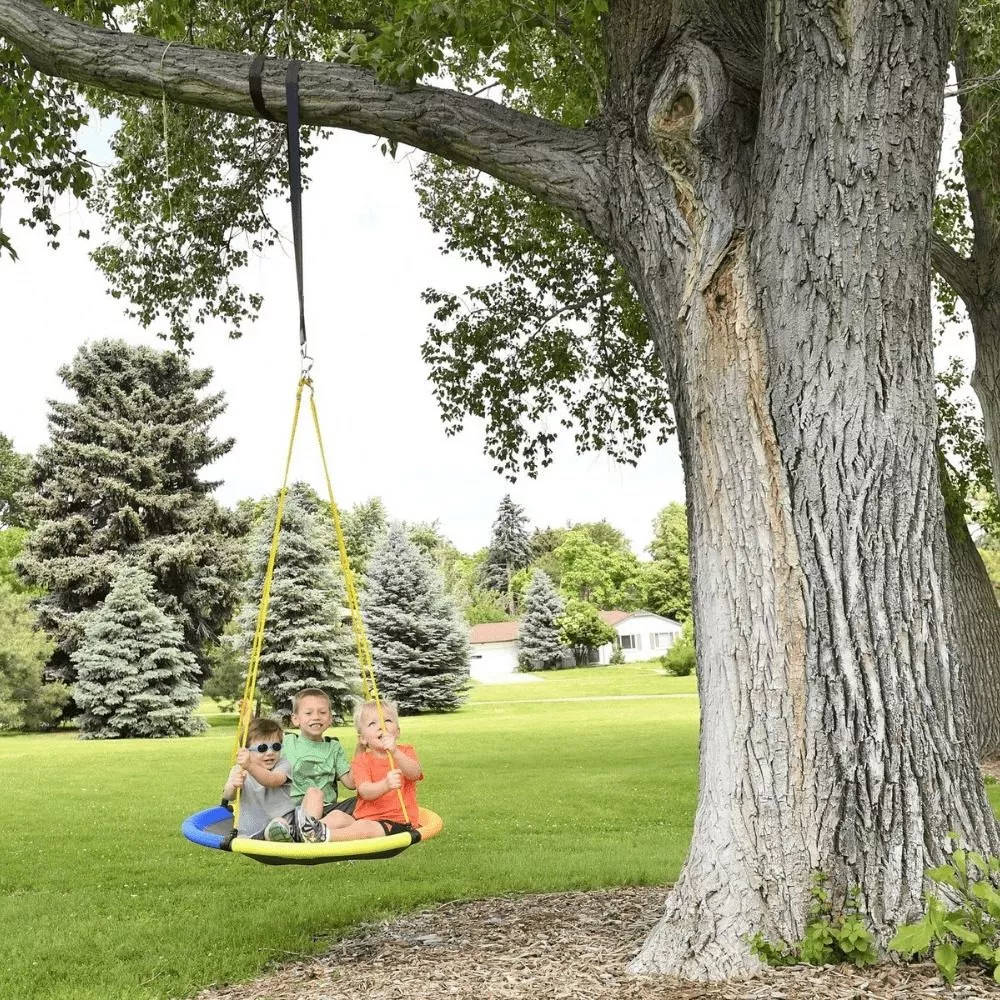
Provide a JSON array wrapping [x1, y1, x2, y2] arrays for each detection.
[[469, 643, 519, 681]]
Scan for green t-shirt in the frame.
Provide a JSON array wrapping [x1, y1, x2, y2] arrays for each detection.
[[282, 732, 351, 805]]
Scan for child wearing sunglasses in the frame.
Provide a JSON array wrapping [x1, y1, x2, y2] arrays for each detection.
[[222, 718, 295, 839]]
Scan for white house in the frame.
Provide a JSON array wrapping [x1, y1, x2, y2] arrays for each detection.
[[467, 610, 684, 681], [595, 610, 683, 664]]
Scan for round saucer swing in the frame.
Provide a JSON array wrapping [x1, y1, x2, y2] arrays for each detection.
[[181, 59, 441, 866]]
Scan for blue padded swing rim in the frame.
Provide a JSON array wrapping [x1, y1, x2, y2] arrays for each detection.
[[182, 805, 234, 850]]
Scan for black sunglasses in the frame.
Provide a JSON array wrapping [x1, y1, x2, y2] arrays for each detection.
[[249, 742, 282, 753]]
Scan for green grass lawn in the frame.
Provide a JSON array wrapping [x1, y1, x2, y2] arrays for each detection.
[[1, 660, 699, 1000], [467, 661, 697, 702]]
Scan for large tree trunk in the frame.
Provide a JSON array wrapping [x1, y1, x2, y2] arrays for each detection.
[[941, 454, 1000, 756], [609, 3, 1000, 979]]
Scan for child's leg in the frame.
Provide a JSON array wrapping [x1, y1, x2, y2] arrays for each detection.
[[322, 809, 356, 831], [300, 787, 325, 820], [323, 818, 391, 842], [296, 787, 332, 843]]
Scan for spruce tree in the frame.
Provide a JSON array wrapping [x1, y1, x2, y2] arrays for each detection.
[[233, 485, 356, 720], [0, 433, 31, 529], [518, 570, 565, 671], [17, 340, 243, 684], [482, 494, 532, 613], [0, 585, 69, 731], [71, 566, 205, 738], [364, 522, 469, 713]]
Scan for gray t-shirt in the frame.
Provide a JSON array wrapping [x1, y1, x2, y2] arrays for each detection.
[[236, 758, 293, 837]]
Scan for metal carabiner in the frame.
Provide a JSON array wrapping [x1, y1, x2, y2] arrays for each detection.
[[300, 348, 314, 378]]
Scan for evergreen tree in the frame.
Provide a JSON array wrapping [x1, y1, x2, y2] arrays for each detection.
[[0, 433, 31, 529], [482, 494, 532, 613], [518, 570, 565, 671], [71, 567, 205, 738], [233, 485, 356, 721], [0, 585, 69, 731], [16, 340, 244, 685], [364, 522, 469, 713]]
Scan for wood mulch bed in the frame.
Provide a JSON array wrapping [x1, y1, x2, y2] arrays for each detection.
[[194, 885, 999, 999]]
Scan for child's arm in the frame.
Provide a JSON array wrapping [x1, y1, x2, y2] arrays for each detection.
[[334, 742, 356, 790], [352, 753, 403, 800], [356, 768, 403, 800], [222, 764, 245, 801], [235, 749, 290, 789], [377, 737, 422, 780], [388, 745, 421, 780]]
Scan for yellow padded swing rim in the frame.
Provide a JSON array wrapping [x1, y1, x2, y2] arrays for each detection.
[[230, 807, 443, 859]]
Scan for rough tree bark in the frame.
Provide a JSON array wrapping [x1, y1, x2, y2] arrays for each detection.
[[3, 0, 999, 980]]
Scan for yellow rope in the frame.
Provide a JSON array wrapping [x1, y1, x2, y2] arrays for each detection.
[[230, 379, 306, 829], [230, 376, 409, 829], [307, 382, 409, 825]]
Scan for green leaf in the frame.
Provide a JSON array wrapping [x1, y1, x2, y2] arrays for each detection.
[[934, 942, 958, 984], [971, 881, 1000, 919], [927, 865, 959, 887], [889, 921, 934, 955], [945, 919, 979, 945]]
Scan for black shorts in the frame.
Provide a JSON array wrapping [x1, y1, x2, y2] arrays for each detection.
[[323, 796, 356, 816], [375, 819, 413, 836]]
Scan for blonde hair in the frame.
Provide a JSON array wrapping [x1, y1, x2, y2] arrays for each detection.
[[353, 699, 399, 750], [246, 717, 283, 745], [291, 688, 331, 714]]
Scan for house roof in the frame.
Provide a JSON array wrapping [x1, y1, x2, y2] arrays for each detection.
[[469, 621, 520, 644], [600, 609, 683, 627], [599, 610, 631, 626]]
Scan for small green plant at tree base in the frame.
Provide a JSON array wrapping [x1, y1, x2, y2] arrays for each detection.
[[750, 873, 877, 968], [890, 840, 1000, 985]]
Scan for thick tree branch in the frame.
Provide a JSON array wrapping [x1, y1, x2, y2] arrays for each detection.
[[931, 230, 980, 311], [0, 0, 612, 238]]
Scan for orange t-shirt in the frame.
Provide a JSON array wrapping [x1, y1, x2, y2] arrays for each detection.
[[351, 744, 422, 825]]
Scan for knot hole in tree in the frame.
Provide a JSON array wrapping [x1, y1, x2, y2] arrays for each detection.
[[647, 40, 729, 234]]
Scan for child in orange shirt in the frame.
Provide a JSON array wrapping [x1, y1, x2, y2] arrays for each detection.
[[351, 699, 422, 835]]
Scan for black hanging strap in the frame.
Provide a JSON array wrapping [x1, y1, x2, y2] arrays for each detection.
[[248, 54, 277, 122], [285, 61, 307, 356]]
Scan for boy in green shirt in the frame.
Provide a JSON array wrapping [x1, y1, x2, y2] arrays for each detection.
[[264, 687, 358, 843]]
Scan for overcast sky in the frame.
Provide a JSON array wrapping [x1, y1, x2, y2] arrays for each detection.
[[1, 128, 686, 556]]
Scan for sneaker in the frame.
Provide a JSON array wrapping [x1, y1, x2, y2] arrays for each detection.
[[263, 817, 294, 843], [296, 805, 328, 844]]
